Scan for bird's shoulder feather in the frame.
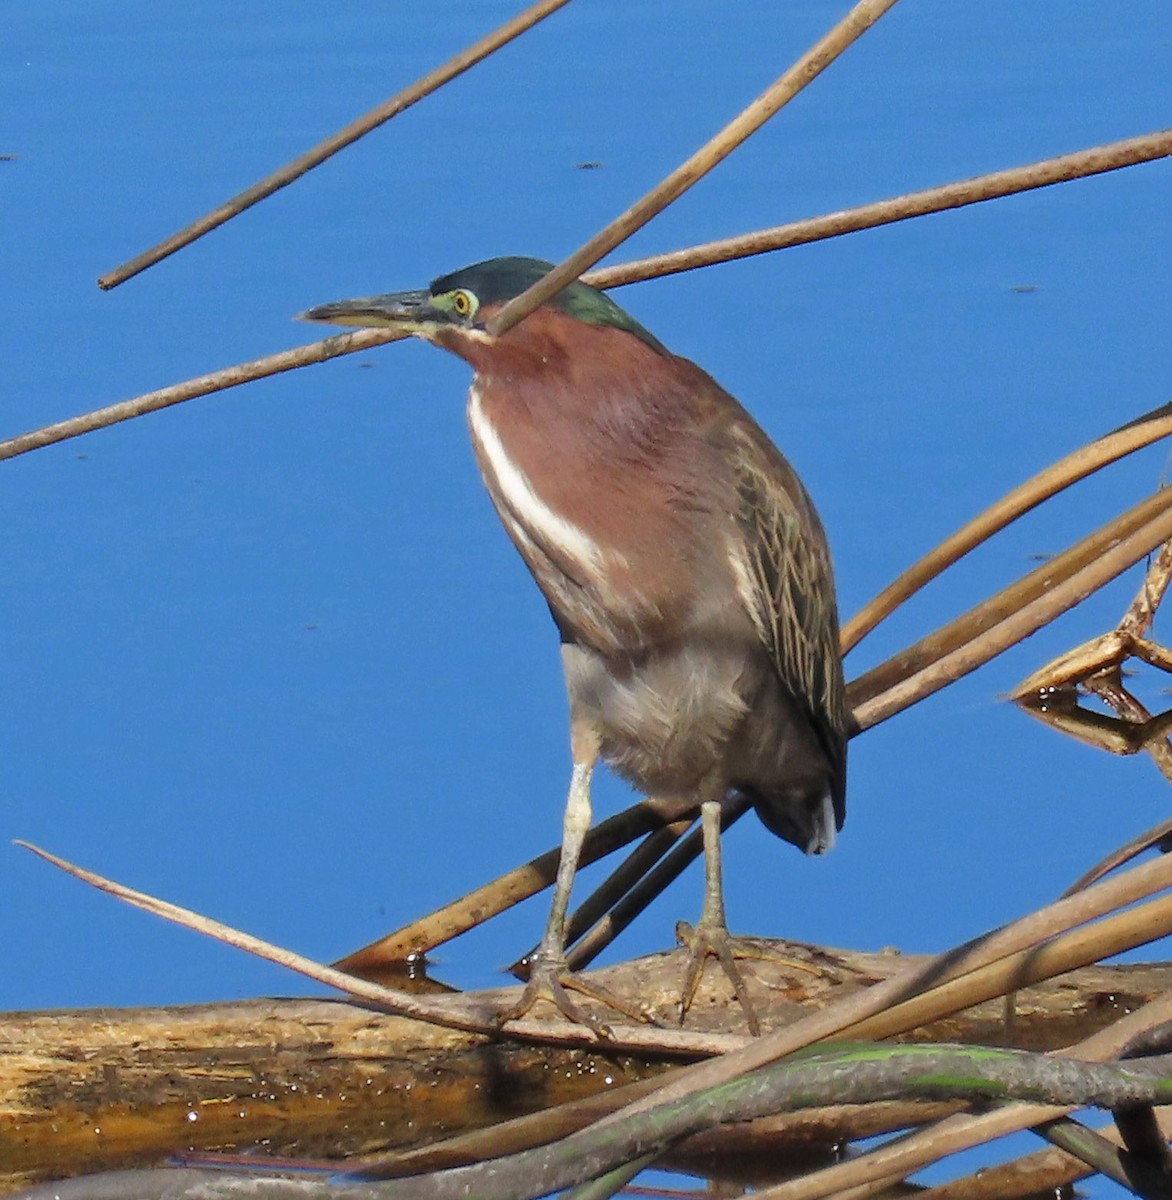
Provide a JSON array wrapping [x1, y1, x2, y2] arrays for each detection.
[[692, 385, 848, 808]]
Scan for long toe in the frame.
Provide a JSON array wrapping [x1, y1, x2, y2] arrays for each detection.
[[499, 959, 657, 1036], [676, 919, 763, 1036]]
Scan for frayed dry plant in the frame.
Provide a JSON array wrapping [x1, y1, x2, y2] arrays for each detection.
[[5, 2, 1172, 1198]]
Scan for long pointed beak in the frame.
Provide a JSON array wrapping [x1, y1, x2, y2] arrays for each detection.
[[297, 289, 433, 330]]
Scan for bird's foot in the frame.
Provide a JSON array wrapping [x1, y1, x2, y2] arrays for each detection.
[[676, 919, 774, 1036], [499, 953, 656, 1037], [676, 924, 833, 1036]]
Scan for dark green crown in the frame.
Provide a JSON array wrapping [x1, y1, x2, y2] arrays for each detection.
[[431, 257, 668, 356]]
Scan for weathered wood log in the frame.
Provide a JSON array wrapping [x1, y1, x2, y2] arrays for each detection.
[[2, 943, 1168, 1194]]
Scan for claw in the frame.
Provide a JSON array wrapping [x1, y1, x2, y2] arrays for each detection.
[[676, 919, 763, 1036], [500, 957, 614, 1036], [499, 954, 657, 1036]]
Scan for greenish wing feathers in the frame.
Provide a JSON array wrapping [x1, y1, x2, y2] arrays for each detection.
[[728, 422, 847, 776]]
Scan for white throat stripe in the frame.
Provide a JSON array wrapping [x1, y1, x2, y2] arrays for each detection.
[[468, 387, 605, 574]]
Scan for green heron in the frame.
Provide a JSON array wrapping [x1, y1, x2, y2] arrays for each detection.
[[302, 257, 847, 1034]]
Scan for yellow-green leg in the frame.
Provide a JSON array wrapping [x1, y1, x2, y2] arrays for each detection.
[[500, 733, 649, 1034], [676, 797, 763, 1036]]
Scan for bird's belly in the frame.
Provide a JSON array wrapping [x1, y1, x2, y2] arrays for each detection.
[[562, 640, 754, 800]]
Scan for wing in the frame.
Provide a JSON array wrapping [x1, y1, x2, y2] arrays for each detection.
[[723, 417, 848, 811]]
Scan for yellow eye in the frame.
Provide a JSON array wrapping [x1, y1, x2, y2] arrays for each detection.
[[452, 290, 475, 318]]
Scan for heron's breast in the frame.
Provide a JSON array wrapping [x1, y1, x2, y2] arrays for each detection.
[[467, 384, 700, 627]]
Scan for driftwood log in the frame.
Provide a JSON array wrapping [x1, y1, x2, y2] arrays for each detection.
[[3, 941, 1169, 1194]]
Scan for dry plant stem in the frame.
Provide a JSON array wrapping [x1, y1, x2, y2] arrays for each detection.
[[1084, 672, 1172, 784], [8, 157, 1170, 468], [0, 327, 404, 462], [842, 404, 1172, 655], [1018, 539, 1172, 881], [754, 993, 1172, 1200], [565, 824, 704, 972], [842, 891, 1172, 1043], [994, 1118, 1142, 1198], [14, 843, 491, 1035], [565, 1155, 656, 1200], [1063, 816, 1172, 897], [485, 0, 900, 337], [13, 840, 743, 1057], [1014, 531, 1172, 703], [851, 489, 1172, 732], [336, 797, 696, 971], [1013, 630, 1167, 703], [571, 853, 1172, 1136], [96, 0, 571, 290], [1120, 536, 1172, 640], [919, 1110, 1172, 1199], [585, 129, 1172, 291]]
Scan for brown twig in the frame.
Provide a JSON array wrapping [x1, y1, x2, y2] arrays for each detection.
[[1006, 539, 1172, 896], [14, 840, 743, 1057], [0, 327, 404, 462], [334, 797, 695, 973], [96, 0, 572, 290], [841, 891, 1172, 1044], [485, 0, 902, 338], [1082, 670, 1172, 777], [560, 814, 697, 950], [919, 1110, 1172, 1199], [1062, 816, 1172, 898], [1120, 536, 1172, 640], [1013, 520, 1172, 703], [7, 165, 1169, 467], [585, 129, 1172, 291], [569, 852, 1172, 1139], [13, 841, 494, 1036], [842, 403, 1172, 655], [753, 991, 1172, 1200], [850, 486, 1172, 731]]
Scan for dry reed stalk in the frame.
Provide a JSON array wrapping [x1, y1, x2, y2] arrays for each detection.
[[753, 990, 1172, 1200], [852, 489, 1172, 730], [586, 129, 1172, 291], [843, 403, 1172, 654], [97, 0, 572, 289], [334, 796, 695, 972], [918, 1109, 1172, 1199], [6, 164, 1166, 465], [485, 0, 902, 337], [0, 327, 404, 462]]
